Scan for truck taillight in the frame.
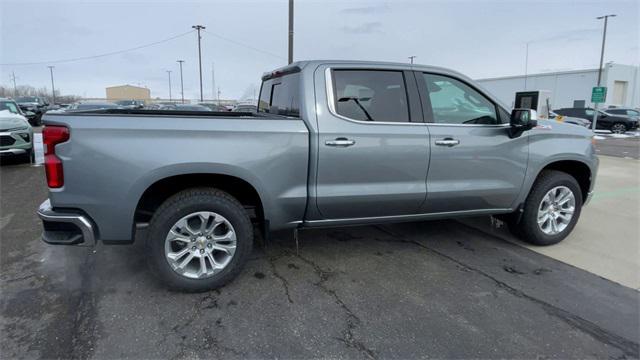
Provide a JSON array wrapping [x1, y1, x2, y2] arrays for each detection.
[[43, 126, 70, 188]]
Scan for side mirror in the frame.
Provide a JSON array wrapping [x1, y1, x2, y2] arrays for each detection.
[[509, 108, 538, 137]]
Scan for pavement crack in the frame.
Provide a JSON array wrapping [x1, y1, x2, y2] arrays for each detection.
[[290, 251, 377, 359], [266, 256, 294, 304], [373, 225, 640, 358], [68, 250, 100, 360]]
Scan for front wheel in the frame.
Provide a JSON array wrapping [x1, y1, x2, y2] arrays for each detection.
[[145, 188, 253, 291], [610, 123, 628, 134], [514, 170, 583, 245]]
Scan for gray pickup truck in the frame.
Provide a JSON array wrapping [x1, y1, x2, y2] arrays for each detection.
[[37, 60, 598, 291]]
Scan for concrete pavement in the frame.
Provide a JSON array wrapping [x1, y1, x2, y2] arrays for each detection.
[[1, 162, 638, 359], [463, 155, 640, 289]]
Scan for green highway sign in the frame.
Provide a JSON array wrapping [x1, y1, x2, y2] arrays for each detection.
[[591, 86, 607, 103]]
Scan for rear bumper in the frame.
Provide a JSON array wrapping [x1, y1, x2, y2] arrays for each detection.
[[37, 199, 96, 246]]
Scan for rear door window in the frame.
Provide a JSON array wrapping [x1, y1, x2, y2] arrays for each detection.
[[332, 70, 410, 122]]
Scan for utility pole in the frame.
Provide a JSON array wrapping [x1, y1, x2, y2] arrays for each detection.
[[217, 87, 221, 104], [408, 56, 416, 64], [524, 42, 530, 90], [592, 14, 616, 131], [48, 66, 56, 104], [192, 25, 206, 102], [166, 70, 172, 101], [211, 62, 215, 103], [288, 0, 294, 64], [10, 72, 17, 97], [177, 60, 185, 103]]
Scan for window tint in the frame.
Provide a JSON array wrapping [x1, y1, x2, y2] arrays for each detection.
[[332, 70, 410, 122], [258, 73, 300, 117], [498, 107, 511, 124], [423, 73, 498, 125], [0, 101, 19, 114]]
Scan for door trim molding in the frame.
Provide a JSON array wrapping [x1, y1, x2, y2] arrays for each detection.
[[303, 208, 512, 228]]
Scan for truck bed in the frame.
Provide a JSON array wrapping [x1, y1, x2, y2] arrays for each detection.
[[43, 111, 310, 241]]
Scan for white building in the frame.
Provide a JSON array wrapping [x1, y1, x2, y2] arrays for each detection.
[[477, 63, 639, 109]]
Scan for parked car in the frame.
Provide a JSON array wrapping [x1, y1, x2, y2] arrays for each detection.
[[604, 107, 640, 122], [37, 60, 598, 291], [554, 107, 638, 133], [0, 98, 37, 122], [158, 104, 213, 111], [233, 104, 257, 113], [548, 111, 591, 128], [199, 103, 228, 111], [114, 100, 145, 109], [0, 110, 34, 163], [15, 96, 49, 126], [67, 101, 120, 111]]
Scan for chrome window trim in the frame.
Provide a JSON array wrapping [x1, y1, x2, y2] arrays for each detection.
[[324, 67, 510, 128]]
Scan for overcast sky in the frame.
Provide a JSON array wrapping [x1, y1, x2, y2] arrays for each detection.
[[1, 0, 638, 100]]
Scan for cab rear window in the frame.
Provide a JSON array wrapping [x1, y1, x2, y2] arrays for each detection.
[[258, 73, 300, 117]]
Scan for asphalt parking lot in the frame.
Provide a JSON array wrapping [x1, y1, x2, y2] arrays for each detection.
[[1, 136, 639, 359]]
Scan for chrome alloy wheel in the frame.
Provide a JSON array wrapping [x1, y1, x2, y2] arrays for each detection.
[[611, 123, 627, 134], [164, 211, 237, 279], [537, 186, 576, 236]]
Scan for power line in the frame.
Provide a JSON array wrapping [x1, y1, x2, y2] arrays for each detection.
[[201, 29, 285, 60], [1, 30, 195, 66]]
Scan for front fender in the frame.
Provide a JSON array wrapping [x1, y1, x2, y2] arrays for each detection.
[[514, 128, 598, 207]]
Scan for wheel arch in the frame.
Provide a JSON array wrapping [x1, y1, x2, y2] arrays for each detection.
[[130, 164, 269, 239], [532, 159, 592, 203]]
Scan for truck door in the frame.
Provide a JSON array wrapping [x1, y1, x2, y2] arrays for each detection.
[[416, 72, 528, 213], [314, 66, 429, 219]]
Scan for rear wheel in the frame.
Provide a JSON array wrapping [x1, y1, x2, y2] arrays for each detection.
[[511, 170, 582, 245], [610, 122, 628, 134], [146, 188, 253, 291]]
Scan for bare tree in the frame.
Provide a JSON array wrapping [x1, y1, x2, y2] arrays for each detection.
[[0, 85, 81, 104]]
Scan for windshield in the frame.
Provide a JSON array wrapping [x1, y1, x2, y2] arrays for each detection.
[[0, 101, 20, 114], [15, 96, 38, 102]]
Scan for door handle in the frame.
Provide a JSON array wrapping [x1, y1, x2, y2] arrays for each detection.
[[435, 138, 460, 147], [325, 137, 356, 147]]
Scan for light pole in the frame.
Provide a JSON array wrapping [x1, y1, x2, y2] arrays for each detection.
[[408, 56, 416, 64], [592, 14, 616, 130], [288, 0, 294, 64], [166, 70, 172, 102], [48, 66, 56, 104], [524, 42, 531, 90], [11, 72, 17, 97], [192, 25, 206, 102], [177, 60, 185, 103], [211, 62, 215, 103]]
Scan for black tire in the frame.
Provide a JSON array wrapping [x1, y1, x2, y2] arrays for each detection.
[[514, 170, 583, 246], [23, 147, 34, 164], [145, 187, 253, 292], [610, 122, 628, 134]]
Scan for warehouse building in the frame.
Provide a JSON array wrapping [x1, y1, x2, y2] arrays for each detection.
[[477, 63, 639, 109], [105, 84, 151, 102]]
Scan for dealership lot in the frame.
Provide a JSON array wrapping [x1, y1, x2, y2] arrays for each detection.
[[1, 148, 638, 358]]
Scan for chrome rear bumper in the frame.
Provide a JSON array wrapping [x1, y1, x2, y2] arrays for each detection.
[[37, 199, 96, 246]]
